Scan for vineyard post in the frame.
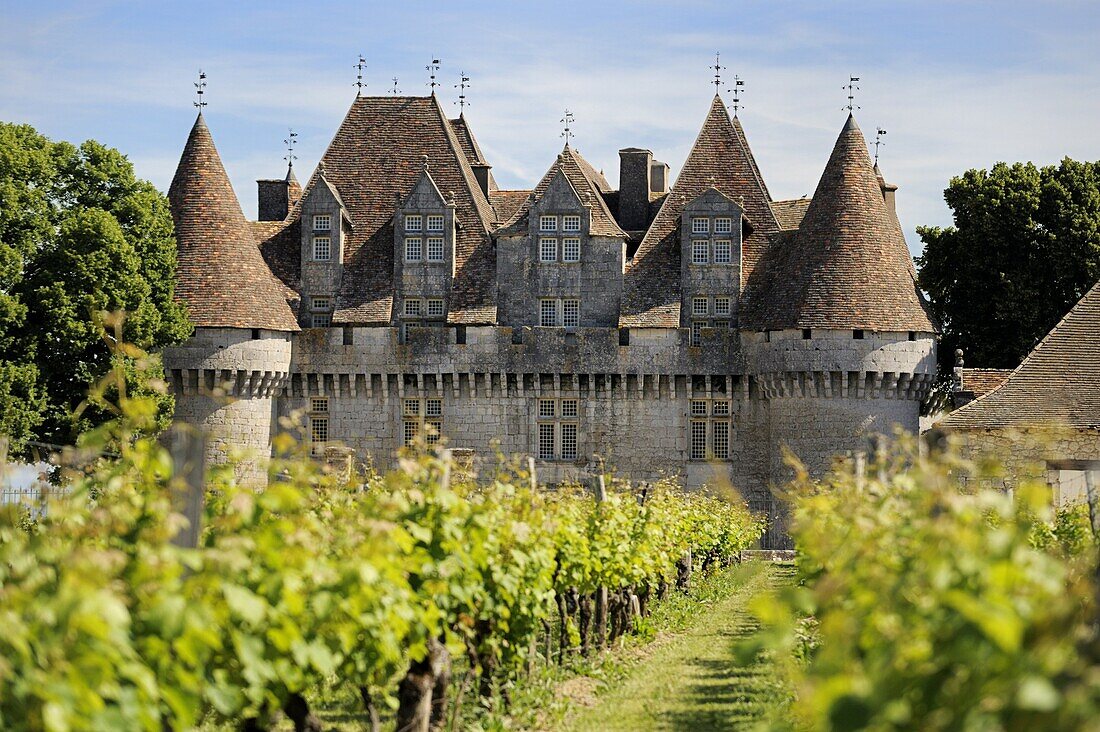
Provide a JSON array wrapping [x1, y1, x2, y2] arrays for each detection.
[[595, 475, 609, 648], [528, 456, 537, 492], [169, 425, 206, 548]]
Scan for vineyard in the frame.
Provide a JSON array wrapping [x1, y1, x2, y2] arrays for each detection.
[[0, 357, 765, 731]]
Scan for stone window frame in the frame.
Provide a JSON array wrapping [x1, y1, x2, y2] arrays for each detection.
[[310, 397, 329, 456], [562, 214, 582, 232], [562, 237, 581, 263], [539, 298, 557, 327], [715, 296, 732, 317], [688, 399, 732, 461], [690, 320, 704, 346], [404, 298, 422, 318], [714, 217, 732, 234], [536, 397, 579, 461], [426, 236, 445, 262], [405, 237, 423, 262], [312, 236, 332, 261], [562, 298, 580, 328], [539, 237, 558, 263], [403, 397, 443, 447], [692, 296, 709, 317], [310, 296, 333, 328], [539, 215, 559, 233], [714, 239, 732, 264], [426, 298, 445, 318], [691, 217, 710, 234], [691, 239, 709, 265], [405, 214, 423, 233], [312, 214, 332, 232], [426, 214, 445, 232]]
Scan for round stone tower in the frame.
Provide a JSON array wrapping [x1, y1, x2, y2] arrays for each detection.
[[163, 113, 300, 484], [741, 114, 938, 544]]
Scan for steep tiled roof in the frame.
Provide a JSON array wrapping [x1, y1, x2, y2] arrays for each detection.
[[740, 115, 935, 333], [941, 281, 1100, 431], [167, 114, 299, 332], [289, 96, 496, 324], [497, 146, 626, 238], [251, 220, 301, 301], [448, 114, 487, 165], [489, 190, 531, 226], [621, 97, 780, 326], [960, 368, 1013, 399], [771, 198, 811, 230]]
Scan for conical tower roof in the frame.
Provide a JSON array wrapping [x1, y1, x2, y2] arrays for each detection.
[[743, 115, 935, 332], [168, 114, 299, 331]]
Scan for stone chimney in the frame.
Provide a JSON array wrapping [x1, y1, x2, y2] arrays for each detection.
[[874, 163, 898, 218], [471, 162, 492, 199], [256, 166, 301, 222], [618, 148, 653, 231], [650, 159, 670, 195]]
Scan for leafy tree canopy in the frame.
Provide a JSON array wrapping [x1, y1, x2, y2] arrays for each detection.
[[0, 122, 191, 451], [917, 159, 1100, 369]]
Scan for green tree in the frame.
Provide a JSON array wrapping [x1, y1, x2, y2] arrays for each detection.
[[0, 122, 191, 450], [916, 159, 1100, 369]]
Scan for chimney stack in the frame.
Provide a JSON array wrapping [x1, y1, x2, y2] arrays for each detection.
[[874, 163, 898, 219], [256, 167, 301, 222], [471, 162, 492, 199], [650, 159, 670, 195], [618, 148, 653, 231]]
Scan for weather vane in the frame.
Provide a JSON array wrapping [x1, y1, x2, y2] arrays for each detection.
[[844, 76, 861, 112], [390, 77, 401, 95], [873, 127, 886, 165], [355, 55, 367, 96], [730, 74, 745, 116], [455, 72, 470, 113], [560, 109, 575, 145], [711, 52, 725, 95], [284, 128, 298, 170], [193, 70, 207, 109], [427, 58, 441, 94]]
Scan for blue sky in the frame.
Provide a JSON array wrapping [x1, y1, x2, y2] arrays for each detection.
[[3, 0, 1100, 255]]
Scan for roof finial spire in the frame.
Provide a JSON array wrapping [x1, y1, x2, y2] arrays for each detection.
[[455, 71, 470, 114], [390, 77, 401, 95], [193, 69, 208, 110], [711, 52, 725, 95], [730, 74, 745, 116], [283, 128, 298, 170], [873, 127, 886, 165], [427, 57, 441, 94], [844, 75, 861, 113], [354, 55, 367, 96], [560, 109, 575, 146]]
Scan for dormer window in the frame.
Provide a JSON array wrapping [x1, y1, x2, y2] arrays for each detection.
[[540, 238, 557, 263], [563, 237, 580, 262], [562, 215, 581, 232], [692, 240, 709, 265], [426, 214, 444, 232], [692, 297, 709, 317], [714, 217, 732, 234], [405, 215, 423, 232], [691, 217, 709, 234], [540, 215, 558, 232], [405, 237, 423, 262], [313, 214, 332, 231], [426, 237, 444, 262], [714, 240, 732, 264], [313, 236, 332, 261], [426, 298, 445, 318], [715, 296, 732, 317], [310, 296, 332, 328], [404, 299, 421, 317]]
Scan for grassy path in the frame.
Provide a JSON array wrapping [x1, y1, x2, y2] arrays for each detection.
[[562, 561, 796, 731]]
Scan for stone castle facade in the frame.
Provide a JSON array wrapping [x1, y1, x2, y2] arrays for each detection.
[[163, 91, 938, 546]]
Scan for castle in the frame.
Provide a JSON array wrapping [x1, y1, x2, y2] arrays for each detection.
[[163, 88, 938, 546]]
